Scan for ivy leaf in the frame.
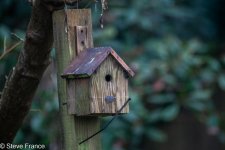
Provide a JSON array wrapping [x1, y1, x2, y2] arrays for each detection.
[[160, 104, 179, 121], [146, 127, 167, 142], [218, 74, 225, 90]]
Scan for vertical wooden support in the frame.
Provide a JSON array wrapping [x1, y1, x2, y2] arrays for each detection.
[[53, 9, 101, 150]]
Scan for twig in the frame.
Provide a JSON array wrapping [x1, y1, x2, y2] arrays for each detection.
[[79, 98, 131, 145], [11, 33, 24, 42], [3, 36, 7, 53], [0, 33, 24, 60], [30, 109, 43, 113], [0, 41, 23, 60], [84, 1, 93, 8]]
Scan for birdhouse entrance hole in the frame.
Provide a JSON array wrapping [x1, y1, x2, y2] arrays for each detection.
[[105, 74, 112, 82]]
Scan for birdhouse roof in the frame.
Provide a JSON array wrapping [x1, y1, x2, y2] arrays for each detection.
[[61, 47, 135, 78]]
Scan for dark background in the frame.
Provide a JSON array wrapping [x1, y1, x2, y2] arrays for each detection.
[[0, 0, 225, 150]]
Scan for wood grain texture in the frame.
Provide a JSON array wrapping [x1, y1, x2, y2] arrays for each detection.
[[69, 78, 90, 115], [53, 9, 101, 150], [90, 56, 129, 115], [75, 26, 88, 54], [67, 80, 76, 114], [69, 55, 129, 116]]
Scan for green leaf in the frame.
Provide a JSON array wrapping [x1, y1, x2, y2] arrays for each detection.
[[207, 114, 219, 127], [186, 101, 208, 112], [189, 90, 211, 101], [218, 74, 225, 90], [148, 109, 162, 122], [160, 104, 179, 121], [146, 127, 167, 142], [148, 94, 175, 104]]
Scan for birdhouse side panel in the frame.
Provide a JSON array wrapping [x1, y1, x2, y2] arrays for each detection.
[[90, 56, 129, 115], [74, 78, 91, 115], [66, 78, 91, 115], [66, 80, 76, 114]]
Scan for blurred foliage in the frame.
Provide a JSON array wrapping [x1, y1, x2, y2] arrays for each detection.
[[91, 0, 225, 149], [1, 0, 225, 150]]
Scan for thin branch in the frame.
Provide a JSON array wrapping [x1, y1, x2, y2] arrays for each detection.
[[0, 33, 24, 60], [3, 36, 7, 53], [30, 109, 43, 113], [11, 33, 25, 42], [0, 41, 23, 60]]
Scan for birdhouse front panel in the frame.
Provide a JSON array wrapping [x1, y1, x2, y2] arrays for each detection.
[[90, 55, 129, 115], [62, 47, 135, 116]]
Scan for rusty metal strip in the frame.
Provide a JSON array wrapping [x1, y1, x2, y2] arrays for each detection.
[[75, 26, 88, 55]]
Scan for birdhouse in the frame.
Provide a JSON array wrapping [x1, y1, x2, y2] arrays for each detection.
[[61, 47, 135, 116]]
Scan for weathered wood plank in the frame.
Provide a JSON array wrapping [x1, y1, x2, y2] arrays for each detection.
[[53, 9, 101, 150], [67, 80, 76, 114], [74, 78, 90, 115], [90, 56, 129, 115]]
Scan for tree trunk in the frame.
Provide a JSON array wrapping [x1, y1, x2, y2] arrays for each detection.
[[0, 0, 53, 143]]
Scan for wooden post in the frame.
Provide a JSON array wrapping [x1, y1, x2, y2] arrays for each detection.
[[53, 9, 101, 150]]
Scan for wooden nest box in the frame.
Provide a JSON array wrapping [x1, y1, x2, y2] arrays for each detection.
[[61, 47, 135, 116]]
